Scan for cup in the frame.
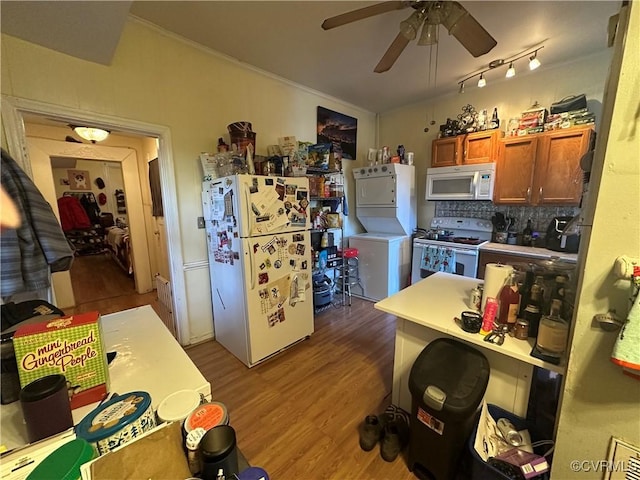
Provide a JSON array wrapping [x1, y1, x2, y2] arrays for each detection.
[[406, 152, 414, 165], [495, 231, 508, 244], [200, 425, 239, 480], [20, 374, 73, 443]]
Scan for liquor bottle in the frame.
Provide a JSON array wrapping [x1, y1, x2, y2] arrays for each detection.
[[530, 275, 545, 307], [535, 299, 569, 357], [524, 303, 542, 338], [522, 219, 533, 246], [518, 269, 534, 317], [490, 107, 500, 129], [497, 271, 521, 327], [551, 275, 567, 315]]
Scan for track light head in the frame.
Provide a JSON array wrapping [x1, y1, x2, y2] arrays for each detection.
[[458, 82, 465, 94], [529, 52, 541, 70], [477, 74, 486, 88]]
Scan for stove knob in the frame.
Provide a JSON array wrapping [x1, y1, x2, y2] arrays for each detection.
[[373, 168, 378, 173], [381, 166, 388, 172]]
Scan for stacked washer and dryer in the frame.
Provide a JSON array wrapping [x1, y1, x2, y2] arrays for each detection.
[[349, 164, 416, 302]]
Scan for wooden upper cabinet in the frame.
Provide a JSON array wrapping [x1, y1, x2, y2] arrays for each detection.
[[431, 130, 501, 167], [494, 126, 593, 205], [494, 136, 538, 204], [462, 130, 502, 164], [431, 136, 461, 167], [532, 127, 592, 205]]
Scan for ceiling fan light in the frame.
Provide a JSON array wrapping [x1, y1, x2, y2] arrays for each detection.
[[417, 22, 439, 46], [73, 126, 110, 143], [477, 74, 486, 88], [399, 10, 424, 40], [506, 62, 516, 78], [529, 52, 541, 70]]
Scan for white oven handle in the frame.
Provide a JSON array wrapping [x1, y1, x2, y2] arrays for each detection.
[[447, 248, 478, 256]]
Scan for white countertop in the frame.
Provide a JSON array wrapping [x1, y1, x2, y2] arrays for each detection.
[[1, 305, 211, 452], [480, 242, 578, 263], [374, 272, 566, 374]]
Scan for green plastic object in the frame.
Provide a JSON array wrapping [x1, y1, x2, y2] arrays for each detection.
[[26, 438, 97, 480]]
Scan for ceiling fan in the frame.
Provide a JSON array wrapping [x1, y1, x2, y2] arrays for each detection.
[[321, 1, 497, 73]]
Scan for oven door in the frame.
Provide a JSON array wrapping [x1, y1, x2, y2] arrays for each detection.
[[411, 240, 479, 283]]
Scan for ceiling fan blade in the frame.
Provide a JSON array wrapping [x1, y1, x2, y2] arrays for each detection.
[[322, 1, 408, 30], [443, 2, 497, 57], [374, 32, 411, 73]]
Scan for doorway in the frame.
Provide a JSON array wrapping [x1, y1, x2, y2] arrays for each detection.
[[1, 95, 188, 344]]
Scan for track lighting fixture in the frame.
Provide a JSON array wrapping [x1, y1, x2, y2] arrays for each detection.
[[505, 62, 515, 78], [457, 46, 544, 92], [529, 51, 541, 70]]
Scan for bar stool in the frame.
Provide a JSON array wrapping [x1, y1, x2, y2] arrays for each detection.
[[337, 247, 364, 306]]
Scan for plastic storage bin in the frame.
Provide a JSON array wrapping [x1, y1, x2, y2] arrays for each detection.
[[468, 404, 551, 480], [408, 338, 490, 480]]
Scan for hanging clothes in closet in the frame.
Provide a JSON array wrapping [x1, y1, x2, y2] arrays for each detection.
[[0, 149, 74, 298]]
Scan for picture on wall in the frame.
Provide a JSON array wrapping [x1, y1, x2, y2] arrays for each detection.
[[67, 170, 91, 191], [317, 106, 357, 160]]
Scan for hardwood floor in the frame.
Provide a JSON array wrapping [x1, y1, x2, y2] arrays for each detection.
[[185, 298, 422, 480], [64, 253, 163, 317]]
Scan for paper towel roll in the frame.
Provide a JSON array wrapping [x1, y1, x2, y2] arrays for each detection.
[[482, 263, 515, 312]]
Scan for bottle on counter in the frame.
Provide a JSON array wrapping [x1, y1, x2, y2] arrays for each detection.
[[524, 303, 542, 338], [497, 271, 521, 328], [518, 269, 535, 317], [535, 299, 569, 357], [490, 107, 500, 129], [217, 137, 229, 153], [550, 275, 567, 315], [522, 219, 533, 246]]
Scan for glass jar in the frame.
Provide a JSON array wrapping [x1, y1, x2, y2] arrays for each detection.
[[535, 299, 569, 357]]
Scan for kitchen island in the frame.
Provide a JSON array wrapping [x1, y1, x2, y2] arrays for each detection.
[[375, 272, 565, 417]]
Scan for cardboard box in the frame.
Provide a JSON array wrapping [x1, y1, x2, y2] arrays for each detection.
[[13, 311, 110, 409]]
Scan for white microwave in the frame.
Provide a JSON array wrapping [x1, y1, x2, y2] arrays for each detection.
[[426, 162, 496, 201]]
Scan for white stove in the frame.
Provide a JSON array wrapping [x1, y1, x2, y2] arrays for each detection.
[[411, 217, 493, 283]]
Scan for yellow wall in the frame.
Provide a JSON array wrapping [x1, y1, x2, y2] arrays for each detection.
[[1, 18, 376, 342]]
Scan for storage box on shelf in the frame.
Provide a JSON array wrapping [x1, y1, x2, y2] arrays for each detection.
[[431, 130, 503, 168], [493, 126, 593, 205]]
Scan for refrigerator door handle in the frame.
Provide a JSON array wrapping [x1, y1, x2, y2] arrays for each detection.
[[249, 248, 255, 290], [216, 288, 225, 309], [244, 184, 252, 236]]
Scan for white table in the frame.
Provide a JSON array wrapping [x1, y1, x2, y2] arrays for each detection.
[[0, 305, 211, 452], [374, 272, 565, 417]]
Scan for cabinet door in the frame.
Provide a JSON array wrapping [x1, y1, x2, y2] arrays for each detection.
[[494, 136, 538, 204], [462, 130, 500, 164], [431, 136, 461, 167], [533, 127, 592, 205]]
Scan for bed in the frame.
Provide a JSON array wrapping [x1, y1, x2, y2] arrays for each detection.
[[105, 226, 133, 275]]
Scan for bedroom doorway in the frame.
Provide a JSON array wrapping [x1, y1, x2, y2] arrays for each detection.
[[50, 156, 139, 310]]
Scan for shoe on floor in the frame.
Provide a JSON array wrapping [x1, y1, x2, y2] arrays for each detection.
[[380, 416, 410, 462], [358, 415, 382, 452]]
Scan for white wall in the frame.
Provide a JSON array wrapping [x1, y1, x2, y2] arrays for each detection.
[[1, 18, 376, 343], [378, 50, 612, 229]]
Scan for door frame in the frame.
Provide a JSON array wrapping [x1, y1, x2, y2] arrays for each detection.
[[1, 95, 189, 345]]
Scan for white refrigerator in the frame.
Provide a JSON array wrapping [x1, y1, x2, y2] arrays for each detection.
[[202, 175, 314, 367]]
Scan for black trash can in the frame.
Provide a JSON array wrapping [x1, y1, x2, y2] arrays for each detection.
[[408, 338, 490, 480]]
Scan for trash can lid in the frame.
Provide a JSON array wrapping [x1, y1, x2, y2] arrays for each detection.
[[408, 338, 489, 415]]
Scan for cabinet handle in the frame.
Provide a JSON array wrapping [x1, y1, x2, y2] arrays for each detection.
[[539, 187, 544, 200], [526, 187, 531, 202]]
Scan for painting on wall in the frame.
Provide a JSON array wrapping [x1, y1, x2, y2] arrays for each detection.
[[317, 106, 357, 160], [67, 170, 91, 191]]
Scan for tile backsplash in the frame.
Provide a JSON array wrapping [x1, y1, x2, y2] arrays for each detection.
[[435, 201, 579, 240]]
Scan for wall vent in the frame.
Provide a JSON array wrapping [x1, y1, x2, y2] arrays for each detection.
[[605, 437, 640, 480]]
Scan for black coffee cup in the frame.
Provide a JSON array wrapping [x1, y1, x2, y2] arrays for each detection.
[[19, 374, 74, 443], [461, 311, 483, 334]]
